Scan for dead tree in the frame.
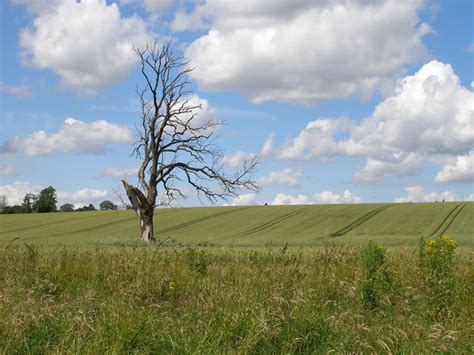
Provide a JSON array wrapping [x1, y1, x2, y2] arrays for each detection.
[[122, 42, 258, 242]]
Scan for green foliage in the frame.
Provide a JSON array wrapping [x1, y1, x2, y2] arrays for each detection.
[[185, 248, 211, 275], [59, 203, 75, 212], [359, 241, 393, 310], [420, 235, 459, 318], [76, 203, 97, 212], [100, 200, 118, 211], [33, 186, 57, 213], [22, 193, 37, 213], [0, 195, 5, 212], [1, 205, 24, 214]]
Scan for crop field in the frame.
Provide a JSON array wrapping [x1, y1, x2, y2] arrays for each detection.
[[0, 202, 473, 353], [0, 202, 473, 249]]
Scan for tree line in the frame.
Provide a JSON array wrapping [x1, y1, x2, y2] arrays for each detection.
[[0, 186, 118, 214]]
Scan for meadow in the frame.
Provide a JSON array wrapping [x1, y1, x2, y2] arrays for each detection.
[[0, 202, 473, 353]]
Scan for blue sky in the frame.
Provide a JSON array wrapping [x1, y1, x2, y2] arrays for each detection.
[[0, 0, 472, 208]]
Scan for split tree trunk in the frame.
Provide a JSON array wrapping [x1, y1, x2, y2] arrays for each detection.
[[121, 180, 156, 243], [137, 207, 154, 242]]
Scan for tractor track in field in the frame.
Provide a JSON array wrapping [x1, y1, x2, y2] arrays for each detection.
[[1, 209, 181, 235], [228, 206, 311, 238], [428, 203, 466, 237], [0, 213, 120, 234], [329, 204, 394, 238], [48, 216, 138, 237], [156, 206, 254, 234]]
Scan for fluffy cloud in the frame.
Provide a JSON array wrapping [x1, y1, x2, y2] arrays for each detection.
[[143, 0, 172, 13], [274, 61, 474, 182], [99, 167, 139, 179], [272, 193, 310, 205], [464, 194, 474, 202], [353, 154, 423, 182], [182, 0, 429, 103], [12, 0, 61, 15], [19, 0, 151, 94], [394, 185, 459, 203], [0, 181, 41, 206], [0, 82, 33, 98], [2, 118, 133, 156], [314, 190, 361, 204], [178, 95, 219, 130], [228, 193, 257, 206], [61, 188, 109, 207], [435, 151, 474, 183], [261, 134, 274, 156], [271, 189, 361, 205], [120, 0, 172, 14], [258, 168, 301, 187], [220, 151, 257, 168], [276, 118, 352, 161], [0, 163, 18, 176]]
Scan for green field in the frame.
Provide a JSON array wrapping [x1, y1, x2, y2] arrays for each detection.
[[1, 202, 473, 248], [1, 202, 473, 353]]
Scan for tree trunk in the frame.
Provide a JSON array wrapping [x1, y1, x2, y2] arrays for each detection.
[[121, 180, 155, 243], [137, 207, 155, 242]]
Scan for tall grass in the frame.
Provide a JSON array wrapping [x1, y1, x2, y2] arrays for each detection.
[[0, 243, 472, 353]]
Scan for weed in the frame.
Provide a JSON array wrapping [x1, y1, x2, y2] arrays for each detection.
[[421, 235, 458, 318], [185, 248, 211, 275], [359, 241, 393, 310]]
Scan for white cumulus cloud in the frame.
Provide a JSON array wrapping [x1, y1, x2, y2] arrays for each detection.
[[276, 118, 352, 161], [271, 193, 310, 205], [258, 168, 301, 187], [64, 188, 109, 207], [12, 0, 61, 15], [0, 181, 41, 206], [314, 190, 362, 204], [261, 134, 274, 156], [228, 193, 257, 206], [464, 194, 474, 202], [220, 151, 257, 168], [182, 0, 429, 104], [2, 117, 133, 156], [99, 167, 139, 179], [394, 185, 459, 203], [435, 151, 474, 183], [19, 0, 151, 94], [274, 60, 474, 182], [178, 95, 219, 130]]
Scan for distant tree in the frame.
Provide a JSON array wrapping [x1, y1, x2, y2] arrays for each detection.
[[2, 205, 23, 214], [59, 203, 75, 212], [22, 193, 37, 213], [99, 200, 118, 211], [0, 195, 6, 212], [76, 203, 96, 212], [33, 186, 57, 213]]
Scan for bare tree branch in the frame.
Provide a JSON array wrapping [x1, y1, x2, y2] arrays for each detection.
[[122, 41, 259, 242]]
